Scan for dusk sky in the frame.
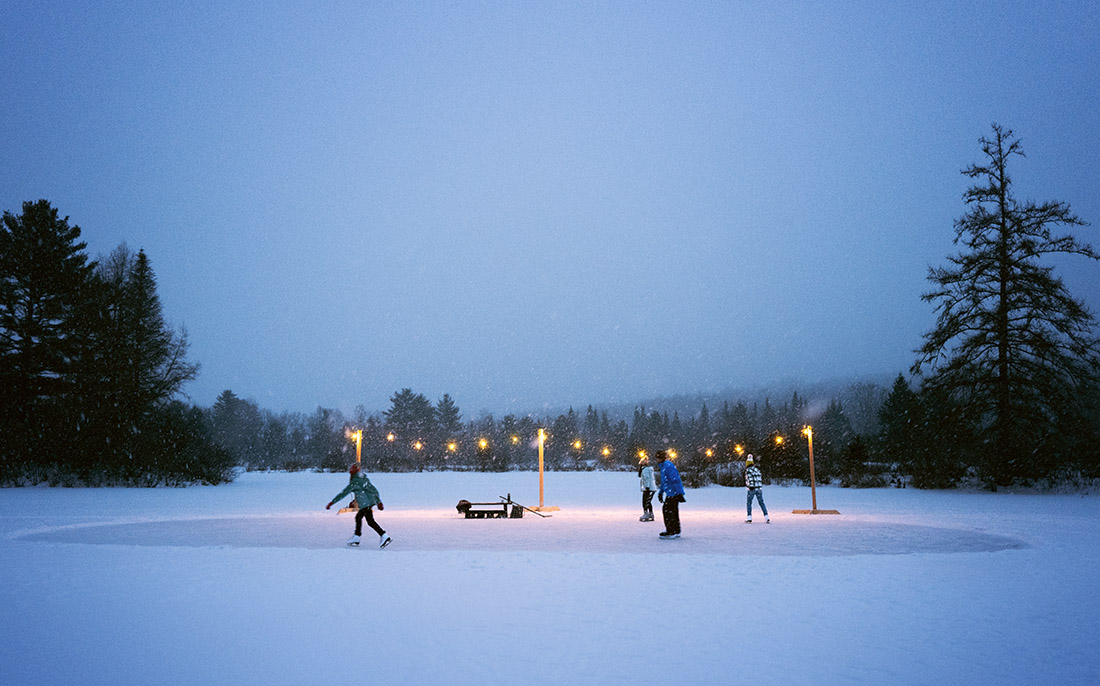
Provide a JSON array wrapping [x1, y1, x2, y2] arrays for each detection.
[[4, 1, 1099, 418]]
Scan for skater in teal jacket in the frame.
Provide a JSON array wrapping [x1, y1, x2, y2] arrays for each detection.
[[326, 463, 391, 548]]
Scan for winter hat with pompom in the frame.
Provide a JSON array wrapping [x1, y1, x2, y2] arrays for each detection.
[[745, 454, 754, 465]]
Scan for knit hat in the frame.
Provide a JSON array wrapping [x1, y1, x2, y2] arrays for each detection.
[[349, 463, 361, 474], [745, 454, 754, 465]]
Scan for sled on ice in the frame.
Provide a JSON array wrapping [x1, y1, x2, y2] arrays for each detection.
[[455, 493, 550, 518]]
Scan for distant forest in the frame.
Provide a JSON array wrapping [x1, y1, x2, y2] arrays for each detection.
[[4, 127, 1100, 488], [208, 383, 899, 489]]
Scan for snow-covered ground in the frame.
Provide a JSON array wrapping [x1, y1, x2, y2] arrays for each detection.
[[2, 471, 1098, 685]]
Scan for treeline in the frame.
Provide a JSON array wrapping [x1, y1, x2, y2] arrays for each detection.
[[211, 370, 1100, 490], [196, 381, 869, 488], [211, 386, 886, 484], [1, 200, 231, 486]]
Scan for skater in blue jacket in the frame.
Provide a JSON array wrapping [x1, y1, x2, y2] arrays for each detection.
[[657, 450, 685, 539], [326, 463, 392, 548]]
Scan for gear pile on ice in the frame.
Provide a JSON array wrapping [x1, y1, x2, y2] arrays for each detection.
[[455, 493, 551, 518]]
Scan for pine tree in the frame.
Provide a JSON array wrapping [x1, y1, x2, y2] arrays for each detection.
[[0, 200, 95, 478], [385, 389, 436, 438], [877, 374, 921, 468], [435, 393, 462, 436], [384, 389, 436, 467], [914, 124, 1100, 486], [309, 406, 347, 471], [839, 435, 870, 488], [83, 246, 199, 479], [211, 390, 262, 467], [815, 400, 854, 482]]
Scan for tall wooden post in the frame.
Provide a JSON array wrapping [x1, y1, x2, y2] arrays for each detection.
[[806, 427, 817, 511], [538, 428, 545, 508], [793, 425, 839, 515]]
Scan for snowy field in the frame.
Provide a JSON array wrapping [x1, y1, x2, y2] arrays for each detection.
[[2, 470, 1098, 686]]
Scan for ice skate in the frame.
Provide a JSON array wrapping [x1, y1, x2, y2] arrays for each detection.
[[745, 517, 752, 523], [346, 534, 361, 547], [379, 534, 392, 549], [765, 517, 771, 524], [659, 532, 680, 540]]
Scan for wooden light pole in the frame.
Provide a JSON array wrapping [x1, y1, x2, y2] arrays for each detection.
[[534, 428, 559, 512], [338, 429, 364, 514], [805, 426, 817, 510], [793, 425, 839, 515]]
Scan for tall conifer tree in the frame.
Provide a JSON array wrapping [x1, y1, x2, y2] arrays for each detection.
[[0, 200, 95, 473], [914, 125, 1100, 485]]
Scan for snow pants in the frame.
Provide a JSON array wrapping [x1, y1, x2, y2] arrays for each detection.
[[642, 489, 655, 516], [747, 488, 768, 518], [355, 506, 385, 537], [661, 494, 683, 535]]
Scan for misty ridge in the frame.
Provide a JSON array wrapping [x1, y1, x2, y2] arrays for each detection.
[[3, 125, 1100, 490]]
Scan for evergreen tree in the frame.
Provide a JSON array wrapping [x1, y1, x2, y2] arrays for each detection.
[[140, 401, 234, 486], [309, 406, 347, 471], [877, 374, 921, 470], [910, 386, 970, 488], [839, 435, 870, 488], [385, 389, 436, 439], [211, 390, 261, 467], [435, 393, 462, 436], [722, 400, 754, 460], [583, 405, 600, 442], [551, 408, 579, 469], [758, 399, 778, 442], [815, 399, 854, 482], [0, 200, 95, 477], [259, 411, 290, 471], [384, 389, 435, 468], [914, 124, 1100, 486], [697, 402, 712, 444], [82, 246, 199, 478]]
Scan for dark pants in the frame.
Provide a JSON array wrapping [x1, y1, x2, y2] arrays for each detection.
[[662, 495, 682, 535], [355, 506, 385, 537], [642, 489, 654, 515]]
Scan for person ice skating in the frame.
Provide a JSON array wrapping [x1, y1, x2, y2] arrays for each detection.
[[638, 456, 657, 522], [744, 454, 769, 523], [656, 450, 685, 539], [326, 463, 392, 548]]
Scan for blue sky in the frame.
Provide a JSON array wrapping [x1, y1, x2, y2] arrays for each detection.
[[3, 1, 1099, 417]]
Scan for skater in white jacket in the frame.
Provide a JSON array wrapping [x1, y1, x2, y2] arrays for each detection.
[[638, 457, 657, 522]]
